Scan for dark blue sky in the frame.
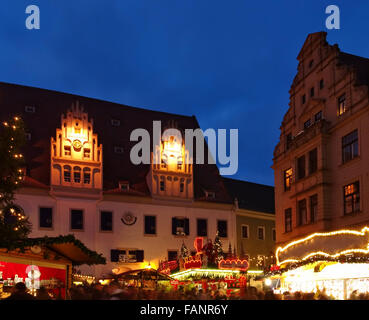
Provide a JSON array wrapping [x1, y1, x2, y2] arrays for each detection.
[[1, 1, 368, 186]]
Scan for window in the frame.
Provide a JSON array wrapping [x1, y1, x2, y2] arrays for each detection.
[[205, 191, 216, 199], [39, 207, 53, 229], [298, 199, 307, 226], [83, 148, 90, 158], [342, 130, 359, 163], [310, 87, 315, 97], [344, 182, 360, 215], [100, 211, 113, 231], [70, 209, 83, 230], [302, 94, 306, 105], [310, 194, 318, 223], [257, 226, 265, 240], [168, 251, 178, 261], [144, 215, 156, 235], [111, 119, 121, 127], [64, 166, 71, 182], [309, 60, 314, 68], [319, 79, 324, 89], [284, 168, 293, 191], [309, 148, 318, 174], [217, 220, 228, 238], [241, 225, 249, 239], [172, 217, 189, 236], [74, 167, 81, 183], [64, 145, 71, 156], [83, 168, 91, 184], [297, 155, 306, 180], [337, 94, 347, 116], [177, 163, 182, 170], [25, 133, 32, 141], [25, 106, 35, 113], [114, 146, 124, 154], [314, 111, 322, 122], [180, 178, 184, 193], [197, 219, 207, 237], [160, 179, 165, 191], [285, 208, 292, 233], [304, 119, 311, 129], [111, 249, 144, 263], [286, 133, 293, 150], [272, 228, 276, 241]]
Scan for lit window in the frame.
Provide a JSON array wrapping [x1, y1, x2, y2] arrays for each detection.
[[172, 217, 189, 236], [344, 182, 360, 215], [284, 168, 293, 191], [337, 94, 347, 116], [83, 148, 90, 158], [64, 145, 71, 156]]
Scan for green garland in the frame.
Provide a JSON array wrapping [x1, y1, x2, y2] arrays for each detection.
[[0, 234, 106, 266], [266, 253, 369, 276]]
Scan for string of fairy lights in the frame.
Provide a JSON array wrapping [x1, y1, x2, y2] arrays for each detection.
[[0, 116, 28, 233]]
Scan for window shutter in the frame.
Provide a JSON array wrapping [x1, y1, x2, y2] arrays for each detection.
[[172, 217, 177, 235], [136, 250, 144, 262], [184, 218, 190, 235], [111, 249, 120, 262]]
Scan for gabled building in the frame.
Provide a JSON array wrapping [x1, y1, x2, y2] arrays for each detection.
[[222, 177, 275, 270]]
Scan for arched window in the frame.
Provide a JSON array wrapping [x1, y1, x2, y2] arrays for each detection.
[[180, 178, 185, 193], [83, 167, 91, 184], [63, 165, 71, 182], [74, 166, 81, 183]]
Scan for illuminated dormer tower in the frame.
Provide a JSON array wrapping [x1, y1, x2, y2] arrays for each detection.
[[147, 122, 193, 200], [50, 102, 103, 198]]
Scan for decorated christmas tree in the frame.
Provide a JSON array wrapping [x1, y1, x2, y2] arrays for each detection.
[[180, 241, 189, 260], [0, 116, 32, 244], [213, 231, 224, 263]]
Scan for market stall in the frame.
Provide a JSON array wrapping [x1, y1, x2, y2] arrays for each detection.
[[0, 235, 106, 299], [269, 226, 369, 299]]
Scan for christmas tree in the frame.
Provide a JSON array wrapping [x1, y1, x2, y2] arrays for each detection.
[[213, 231, 224, 263], [180, 241, 189, 260], [0, 116, 32, 244]]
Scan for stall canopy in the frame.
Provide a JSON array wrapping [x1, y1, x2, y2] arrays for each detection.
[[0, 234, 106, 266], [116, 268, 174, 281]]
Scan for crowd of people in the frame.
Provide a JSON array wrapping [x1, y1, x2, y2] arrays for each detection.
[[3, 281, 369, 300]]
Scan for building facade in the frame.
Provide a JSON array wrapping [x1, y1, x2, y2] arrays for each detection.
[[273, 31, 369, 245], [223, 178, 275, 270], [0, 82, 275, 279]]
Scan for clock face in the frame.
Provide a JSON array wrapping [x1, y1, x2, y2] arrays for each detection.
[[72, 139, 82, 151]]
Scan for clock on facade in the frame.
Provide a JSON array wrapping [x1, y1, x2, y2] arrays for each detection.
[[72, 139, 82, 151]]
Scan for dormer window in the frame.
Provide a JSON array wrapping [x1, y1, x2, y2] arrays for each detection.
[[25, 106, 36, 113], [304, 119, 311, 129], [205, 191, 215, 199], [111, 119, 121, 127], [119, 181, 129, 191], [114, 146, 124, 154]]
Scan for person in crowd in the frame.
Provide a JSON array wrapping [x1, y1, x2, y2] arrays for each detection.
[[36, 286, 51, 300], [4, 282, 36, 300]]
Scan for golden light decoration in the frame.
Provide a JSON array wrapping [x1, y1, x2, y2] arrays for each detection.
[[276, 226, 369, 266]]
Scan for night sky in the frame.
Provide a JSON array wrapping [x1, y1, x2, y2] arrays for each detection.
[[0, 1, 368, 186]]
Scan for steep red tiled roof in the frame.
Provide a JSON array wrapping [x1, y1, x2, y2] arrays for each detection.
[[0, 82, 232, 203]]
